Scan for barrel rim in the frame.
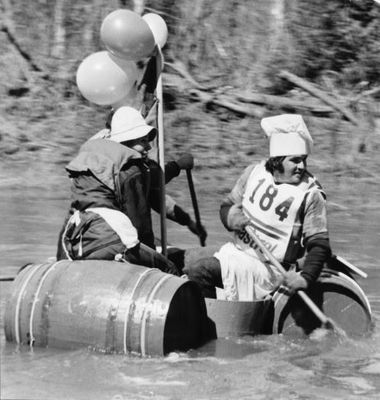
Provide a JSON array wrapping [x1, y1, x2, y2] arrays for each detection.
[[272, 269, 372, 335]]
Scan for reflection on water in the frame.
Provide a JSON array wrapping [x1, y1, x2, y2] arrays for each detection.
[[1, 187, 380, 400]]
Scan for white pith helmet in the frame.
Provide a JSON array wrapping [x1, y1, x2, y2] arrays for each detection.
[[109, 106, 156, 143]]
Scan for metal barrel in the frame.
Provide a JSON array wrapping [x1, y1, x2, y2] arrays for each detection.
[[4, 260, 208, 356], [272, 268, 373, 337]]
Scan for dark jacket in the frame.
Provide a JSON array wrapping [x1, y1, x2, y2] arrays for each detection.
[[57, 138, 182, 259]]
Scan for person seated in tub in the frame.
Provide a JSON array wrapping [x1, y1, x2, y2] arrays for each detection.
[[56, 106, 206, 275], [102, 107, 208, 252], [183, 114, 332, 300]]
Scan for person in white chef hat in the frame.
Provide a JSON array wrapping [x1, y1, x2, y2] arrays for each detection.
[[184, 114, 332, 306]]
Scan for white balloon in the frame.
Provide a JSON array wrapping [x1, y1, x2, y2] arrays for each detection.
[[142, 13, 168, 49], [111, 86, 139, 109], [101, 9, 155, 61], [76, 51, 138, 106]]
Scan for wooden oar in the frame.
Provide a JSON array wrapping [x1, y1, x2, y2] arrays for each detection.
[[0, 266, 22, 282], [334, 255, 367, 278], [245, 225, 340, 332], [186, 169, 206, 247], [0, 275, 16, 281]]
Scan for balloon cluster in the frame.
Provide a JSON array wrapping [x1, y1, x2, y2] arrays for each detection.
[[76, 9, 168, 107]]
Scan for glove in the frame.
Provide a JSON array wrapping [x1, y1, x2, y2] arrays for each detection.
[[283, 270, 308, 295], [176, 153, 194, 170], [187, 219, 207, 243]]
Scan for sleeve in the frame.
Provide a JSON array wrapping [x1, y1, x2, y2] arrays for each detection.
[[118, 167, 154, 246], [149, 179, 161, 215], [302, 189, 329, 241], [164, 161, 181, 183], [148, 159, 181, 186], [165, 195, 191, 225], [148, 158, 182, 215], [219, 164, 255, 231], [300, 189, 332, 285]]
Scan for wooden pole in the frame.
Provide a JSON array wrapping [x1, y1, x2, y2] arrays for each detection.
[[156, 51, 167, 256], [186, 169, 206, 247]]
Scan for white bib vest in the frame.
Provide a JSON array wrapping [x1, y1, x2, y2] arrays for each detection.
[[234, 163, 310, 262]]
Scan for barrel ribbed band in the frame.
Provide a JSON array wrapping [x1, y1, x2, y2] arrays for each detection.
[[14, 263, 47, 344], [140, 273, 171, 357], [123, 268, 156, 355], [28, 261, 64, 348]]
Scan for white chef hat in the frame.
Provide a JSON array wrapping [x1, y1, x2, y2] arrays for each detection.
[[261, 114, 313, 157]]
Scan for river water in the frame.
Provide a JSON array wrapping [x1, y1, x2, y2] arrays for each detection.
[[1, 182, 379, 400]]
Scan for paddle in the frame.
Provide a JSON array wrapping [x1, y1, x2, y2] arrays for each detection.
[[245, 225, 340, 332], [0, 275, 15, 281], [186, 169, 206, 247], [0, 265, 23, 281], [334, 255, 367, 278]]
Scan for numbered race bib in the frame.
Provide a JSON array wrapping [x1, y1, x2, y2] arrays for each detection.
[[235, 163, 306, 261]]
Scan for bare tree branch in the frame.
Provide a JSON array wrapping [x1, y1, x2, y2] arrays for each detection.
[[279, 70, 360, 125], [0, 0, 43, 73], [165, 60, 207, 90], [51, 0, 65, 59]]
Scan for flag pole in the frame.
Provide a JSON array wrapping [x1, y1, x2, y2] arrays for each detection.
[[155, 50, 167, 256]]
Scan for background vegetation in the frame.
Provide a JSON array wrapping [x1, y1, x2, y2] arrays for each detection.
[[1, 0, 380, 227]]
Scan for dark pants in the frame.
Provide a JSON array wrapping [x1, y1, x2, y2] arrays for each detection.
[[124, 243, 180, 276], [57, 212, 180, 276], [183, 256, 223, 298]]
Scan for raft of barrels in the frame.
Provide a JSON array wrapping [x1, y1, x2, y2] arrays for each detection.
[[4, 257, 373, 357]]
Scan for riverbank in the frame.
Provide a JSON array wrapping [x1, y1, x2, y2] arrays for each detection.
[[1, 98, 380, 205]]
